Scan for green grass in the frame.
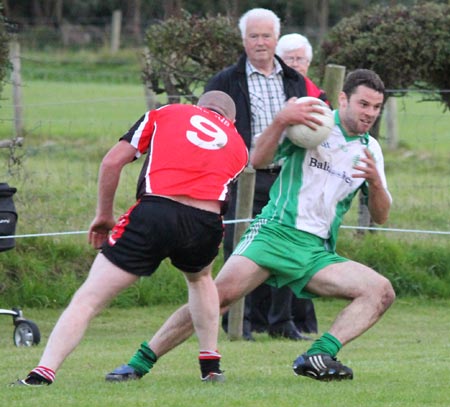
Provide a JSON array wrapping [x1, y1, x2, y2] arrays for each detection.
[[0, 79, 447, 236], [0, 80, 150, 140], [0, 49, 447, 407], [0, 231, 447, 308], [0, 79, 150, 233], [342, 94, 450, 232], [378, 95, 450, 232], [0, 51, 448, 307], [19, 48, 145, 84], [1, 299, 449, 406]]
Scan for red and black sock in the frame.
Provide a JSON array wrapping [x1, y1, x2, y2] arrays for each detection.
[[199, 350, 222, 378], [26, 366, 55, 385]]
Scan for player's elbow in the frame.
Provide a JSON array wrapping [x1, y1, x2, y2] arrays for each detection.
[[370, 206, 390, 225], [373, 213, 389, 225], [250, 158, 267, 169], [250, 152, 271, 169], [369, 192, 391, 225]]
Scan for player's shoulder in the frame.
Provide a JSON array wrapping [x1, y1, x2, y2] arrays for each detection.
[[367, 134, 383, 150]]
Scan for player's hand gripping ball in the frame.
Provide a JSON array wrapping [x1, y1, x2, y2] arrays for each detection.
[[286, 97, 334, 149]]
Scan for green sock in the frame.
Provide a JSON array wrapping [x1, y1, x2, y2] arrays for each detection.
[[306, 332, 342, 358], [128, 341, 158, 376]]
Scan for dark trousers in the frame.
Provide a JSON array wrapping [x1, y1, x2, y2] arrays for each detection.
[[249, 284, 318, 334], [222, 170, 317, 336]]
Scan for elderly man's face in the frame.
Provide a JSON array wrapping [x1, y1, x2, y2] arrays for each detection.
[[243, 18, 278, 67]]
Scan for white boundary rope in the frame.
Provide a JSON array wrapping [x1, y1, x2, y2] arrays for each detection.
[[0, 218, 448, 239]]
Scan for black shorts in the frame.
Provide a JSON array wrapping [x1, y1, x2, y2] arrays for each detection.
[[101, 196, 224, 276]]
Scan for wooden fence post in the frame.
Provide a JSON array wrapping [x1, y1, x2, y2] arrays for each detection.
[[385, 96, 399, 150], [10, 37, 24, 140], [227, 167, 255, 340], [110, 10, 122, 53], [142, 48, 157, 110], [322, 64, 346, 109]]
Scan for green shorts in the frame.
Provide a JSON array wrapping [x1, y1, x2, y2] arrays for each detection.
[[233, 218, 348, 299]]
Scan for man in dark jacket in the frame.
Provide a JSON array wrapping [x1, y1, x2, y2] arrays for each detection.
[[205, 7, 326, 341]]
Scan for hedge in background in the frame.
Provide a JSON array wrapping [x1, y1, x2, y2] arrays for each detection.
[[319, 2, 450, 108], [337, 234, 450, 299], [143, 10, 242, 104], [0, 233, 448, 309]]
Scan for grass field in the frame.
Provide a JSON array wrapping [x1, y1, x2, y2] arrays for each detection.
[[0, 57, 448, 404], [345, 94, 450, 233], [1, 44, 449, 237], [0, 79, 147, 234], [0, 74, 448, 306], [2, 298, 449, 407], [0, 79, 448, 237]]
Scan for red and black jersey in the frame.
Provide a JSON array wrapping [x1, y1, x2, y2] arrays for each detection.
[[121, 104, 248, 206]]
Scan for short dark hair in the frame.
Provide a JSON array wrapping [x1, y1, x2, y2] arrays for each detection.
[[343, 69, 385, 99]]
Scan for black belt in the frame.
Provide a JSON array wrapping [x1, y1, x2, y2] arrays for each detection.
[[257, 166, 282, 174]]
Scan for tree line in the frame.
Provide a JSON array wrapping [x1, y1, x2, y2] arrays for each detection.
[[141, 2, 449, 109], [3, 0, 448, 45]]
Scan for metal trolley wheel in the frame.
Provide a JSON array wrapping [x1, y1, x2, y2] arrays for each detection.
[[13, 319, 41, 347], [0, 307, 41, 346]]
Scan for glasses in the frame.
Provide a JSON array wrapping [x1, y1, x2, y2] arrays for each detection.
[[283, 56, 309, 65]]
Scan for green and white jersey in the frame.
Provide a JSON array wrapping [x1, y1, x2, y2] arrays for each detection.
[[259, 110, 391, 250]]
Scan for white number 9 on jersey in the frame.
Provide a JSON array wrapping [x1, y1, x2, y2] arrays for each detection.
[[186, 115, 228, 150]]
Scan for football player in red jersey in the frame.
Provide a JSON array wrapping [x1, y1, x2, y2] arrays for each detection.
[[15, 91, 248, 386]]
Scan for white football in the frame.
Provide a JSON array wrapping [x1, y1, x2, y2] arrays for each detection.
[[286, 96, 334, 149]]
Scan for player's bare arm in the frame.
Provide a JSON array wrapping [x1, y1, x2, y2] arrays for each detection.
[[88, 141, 137, 249], [250, 99, 323, 168], [352, 148, 391, 224]]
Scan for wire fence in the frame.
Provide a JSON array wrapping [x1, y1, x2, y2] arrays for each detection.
[[0, 51, 449, 247]]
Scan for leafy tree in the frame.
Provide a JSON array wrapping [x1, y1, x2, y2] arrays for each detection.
[[143, 10, 242, 104], [318, 2, 450, 108]]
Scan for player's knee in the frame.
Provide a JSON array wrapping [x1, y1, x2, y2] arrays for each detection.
[[218, 292, 233, 311], [375, 276, 396, 311], [216, 278, 236, 311], [219, 304, 230, 316], [382, 278, 396, 309]]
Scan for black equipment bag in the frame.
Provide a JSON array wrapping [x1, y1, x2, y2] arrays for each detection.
[[0, 183, 18, 252]]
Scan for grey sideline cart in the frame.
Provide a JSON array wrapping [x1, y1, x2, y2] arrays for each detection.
[[0, 183, 40, 346]]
